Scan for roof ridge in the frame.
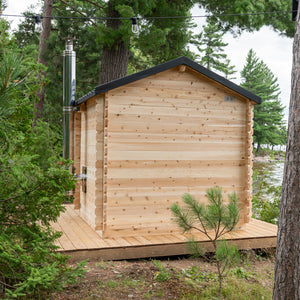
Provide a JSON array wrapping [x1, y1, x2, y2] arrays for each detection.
[[74, 56, 261, 105]]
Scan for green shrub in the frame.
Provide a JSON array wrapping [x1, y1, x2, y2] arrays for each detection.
[[0, 20, 86, 298]]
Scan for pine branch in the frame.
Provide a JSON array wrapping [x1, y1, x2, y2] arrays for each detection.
[[183, 193, 212, 238], [57, 0, 96, 26], [0, 186, 40, 202], [84, 0, 105, 10]]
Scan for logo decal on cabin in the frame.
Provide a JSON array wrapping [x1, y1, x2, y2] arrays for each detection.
[[224, 95, 236, 102]]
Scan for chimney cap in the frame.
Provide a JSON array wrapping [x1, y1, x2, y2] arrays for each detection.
[[63, 37, 76, 50]]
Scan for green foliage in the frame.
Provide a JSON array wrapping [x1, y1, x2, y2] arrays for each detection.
[[191, 275, 272, 300], [230, 266, 255, 280], [0, 0, 7, 11], [127, 43, 156, 75], [13, 0, 196, 131], [180, 260, 271, 299], [171, 187, 240, 298], [1, 234, 86, 299], [181, 266, 218, 284], [192, 20, 237, 79], [199, 0, 294, 37], [215, 240, 240, 271], [186, 236, 205, 257], [135, 0, 195, 63], [0, 20, 86, 299], [252, 167, 281, 224], [171, 187, 239, 238], [152, 260, 171, 282], [241, 49, 286, 152], [106, 280, 119, 289]]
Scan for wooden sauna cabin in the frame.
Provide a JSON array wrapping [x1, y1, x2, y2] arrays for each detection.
[[69, 56, 261, 239]]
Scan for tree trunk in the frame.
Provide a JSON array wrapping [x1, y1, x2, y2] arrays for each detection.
[[256, 142, 261, 153], [273, 3, 300, 299], [34, 0, 53, 123], [98, 1, 130, 84]]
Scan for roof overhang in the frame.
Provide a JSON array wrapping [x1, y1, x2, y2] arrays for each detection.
[[74, 56, 261, 106]]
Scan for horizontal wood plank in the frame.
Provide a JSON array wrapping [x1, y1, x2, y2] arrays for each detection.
[[107, 132, 246, 144], [108, 106, 246, 124], [107, 165, 245, 179], [107, 141, 244, 152], [107, 150, 245, 161], [108, 113, 245, 126], [107, 177, 244, 188]]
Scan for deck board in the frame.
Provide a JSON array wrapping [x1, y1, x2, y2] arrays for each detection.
[[66, 207, 110, 249], [134, 236, 154, 245], [53, 205, 277, 261], [123, 236, 145, 246]]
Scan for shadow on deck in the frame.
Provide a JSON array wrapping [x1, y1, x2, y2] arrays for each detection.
[[52, 204, 277, 262]]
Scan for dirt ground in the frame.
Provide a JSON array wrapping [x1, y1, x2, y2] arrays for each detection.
[[52, 249, 275, 300]]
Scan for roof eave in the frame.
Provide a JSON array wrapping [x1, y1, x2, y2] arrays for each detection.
[[73, 56, 261, 106]]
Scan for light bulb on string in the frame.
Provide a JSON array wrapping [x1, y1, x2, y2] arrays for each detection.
[[34, 16, 43, 33], [131, 17, 139, 34]]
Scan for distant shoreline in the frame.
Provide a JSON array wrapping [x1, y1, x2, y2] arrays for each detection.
[[253, 155, 285, 163]]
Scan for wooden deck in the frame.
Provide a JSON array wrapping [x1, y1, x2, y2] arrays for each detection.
[[52, 205, 277, 261]]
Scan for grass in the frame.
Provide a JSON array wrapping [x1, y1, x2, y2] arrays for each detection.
[[51, 250, 275, 300], [152, 259, 171, 282], [105, 279, 119, 288], [181, 273, 272, 299]]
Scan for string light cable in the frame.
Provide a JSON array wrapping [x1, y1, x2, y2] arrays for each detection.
[[0, 9, 297, 22]]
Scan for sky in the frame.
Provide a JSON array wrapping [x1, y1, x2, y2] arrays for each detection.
[[226, 30, 292, 119], [3, 1, 294, 118]]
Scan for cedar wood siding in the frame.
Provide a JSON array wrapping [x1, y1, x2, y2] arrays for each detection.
[[72, 57, 259, 237], [102, 66, 253, 237]]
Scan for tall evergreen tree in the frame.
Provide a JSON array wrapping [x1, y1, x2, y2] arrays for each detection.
[[13, 0, 196, 126], [192, 20, 236, 78], [240, 49, 286, 152], [34, 0, 54, 123], [14, 1, 104, 127], [96, 0, 195, 83]]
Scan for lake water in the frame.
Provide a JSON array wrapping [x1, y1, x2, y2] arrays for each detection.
[[252, 160, 284, 223], [253, 161, 285, 188]]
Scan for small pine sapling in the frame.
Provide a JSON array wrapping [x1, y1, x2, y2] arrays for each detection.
[[171, 186, 240, 298]]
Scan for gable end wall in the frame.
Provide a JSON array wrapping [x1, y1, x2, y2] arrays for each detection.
[[102, 67, 253, 237]]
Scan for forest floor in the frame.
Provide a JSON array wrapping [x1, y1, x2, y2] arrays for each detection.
[[52, 249, 275, 300]]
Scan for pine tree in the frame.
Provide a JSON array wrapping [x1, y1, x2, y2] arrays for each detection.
[[197, 0, 294, 37], [34, 0, 53, 123], [13, 0, 196, 126], [223, 58, 237, 80], [240, 49, 286, 152], [96, 0, 195, 83], [171, 187, 240, 298], [192, 20, 237, 78]]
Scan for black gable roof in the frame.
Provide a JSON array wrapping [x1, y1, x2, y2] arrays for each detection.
[[74, 56, 261, 105]]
